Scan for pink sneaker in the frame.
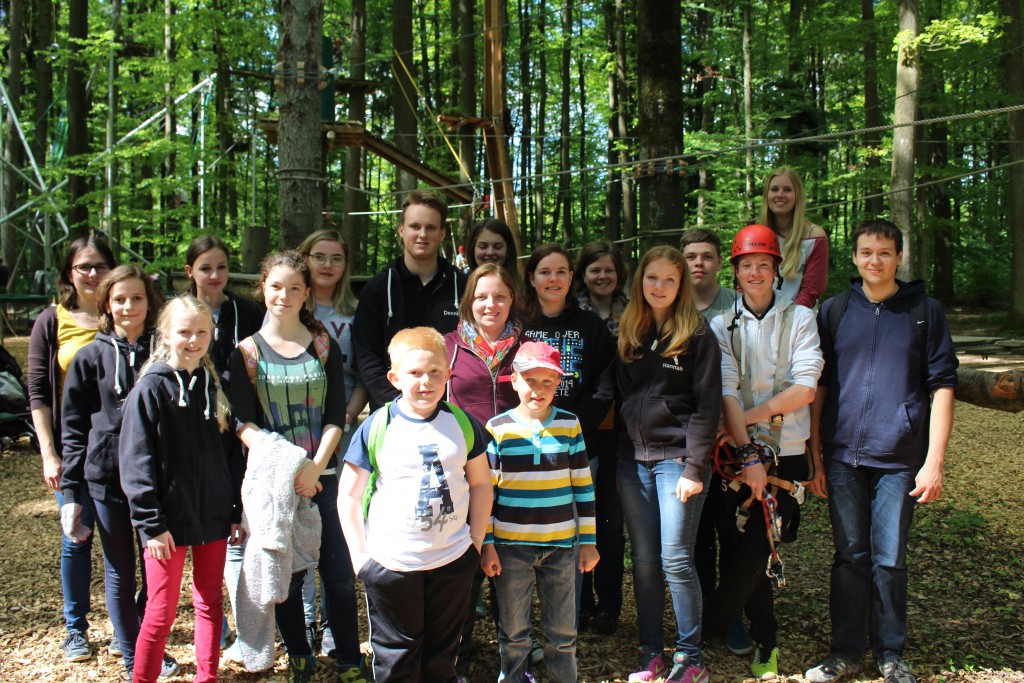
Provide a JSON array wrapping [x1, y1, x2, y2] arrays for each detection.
[[629, 652, 669, 682], [665, 652, 709, 683]]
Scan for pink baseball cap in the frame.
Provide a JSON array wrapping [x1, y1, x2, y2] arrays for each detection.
[[513, 341, 564, 375]]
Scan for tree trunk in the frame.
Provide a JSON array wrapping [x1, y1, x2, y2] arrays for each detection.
[[617, 0, 635, 250], [3, 0, 25, 270], [67, 0, 91, 238], [1002, 0, 1024, 328], [862, 0, 883, 215], [742, 0, 754, 214], [457, 0, 476, 240], [160, 0, 176, 257], [342, 0, 368, 272], [636, 0, 683, 248], [956, 368, 1024, 413], [890, 0, 919, 280], [603, 0, 620, 241], [277, 0, 325, 247], [534, 7, 547, 245], [556, 0, 572, 244], [518, 0, 533, 245], [393, 0, 418, 196]]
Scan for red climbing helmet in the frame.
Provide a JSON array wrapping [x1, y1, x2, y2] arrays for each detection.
[[730, 224, 782, 267]]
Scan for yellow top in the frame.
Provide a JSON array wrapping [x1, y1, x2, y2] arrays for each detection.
[[55, 305, 98, 400]]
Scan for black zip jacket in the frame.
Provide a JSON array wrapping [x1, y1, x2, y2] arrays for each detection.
[[60, 331, 152, 506], [523, 299, 616, 437], [614, 322, 722, 482], [208, 289, 264, 387], [119, 362, 240, 545], [353, 256, 467, 407]]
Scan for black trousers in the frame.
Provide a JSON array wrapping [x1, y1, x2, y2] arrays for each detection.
[[705, 455, 808, 648], [361, 545, 479, 683], [580, 429, 626, 619]]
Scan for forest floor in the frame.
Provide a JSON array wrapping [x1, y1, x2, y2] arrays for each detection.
[[0, 312, 1022, 683]]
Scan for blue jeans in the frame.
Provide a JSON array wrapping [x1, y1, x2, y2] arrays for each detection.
[[93, 498, 147, 670], [54, 489, 94, 633], [618, 459, 709, 664], [826, 460, 917, 665], [275, 474, 360, 666], [494, 545, 578, 683]]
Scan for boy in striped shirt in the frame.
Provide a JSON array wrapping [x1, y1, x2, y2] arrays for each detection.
[[481, 341, 599, 683]]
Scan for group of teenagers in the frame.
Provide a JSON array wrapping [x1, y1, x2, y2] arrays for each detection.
[[29, 165, 958, 683]]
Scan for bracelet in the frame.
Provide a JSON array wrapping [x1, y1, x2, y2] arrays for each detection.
[[740, 458, 761, 468], [735, 443, 759, 461]]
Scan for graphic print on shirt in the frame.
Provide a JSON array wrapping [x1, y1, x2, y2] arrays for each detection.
[[413, 442, 457, 532], [255, 355, 326, 456], [523, 329, 584, 398]]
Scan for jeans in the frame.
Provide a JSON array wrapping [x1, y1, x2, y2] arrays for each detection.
[[494, 545, 578, 683], [826, 460, 917, 665], [618, 458, 709, 664], [54, 489, 93, 633], [135, 539, 226, 683], [275, 474, 360, 666], [92, 497, 147, 670]]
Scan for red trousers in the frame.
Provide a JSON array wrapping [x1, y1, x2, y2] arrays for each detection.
[[134, 539, 227, 683]]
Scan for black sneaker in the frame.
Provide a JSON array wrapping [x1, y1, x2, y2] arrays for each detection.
[[880, 658, 916, 683], [592, 612, 619, 635], [805, 655, 861, 683], [62, 630, 92, 662], [159, 653, 180, 679], [109, 633, 123, 657], [305, 621, 321, 654]]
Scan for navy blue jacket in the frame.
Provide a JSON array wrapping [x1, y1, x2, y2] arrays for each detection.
[[817, 279, 958, 470], [119, 362, 241, 545], [60, 331, 153, 505]]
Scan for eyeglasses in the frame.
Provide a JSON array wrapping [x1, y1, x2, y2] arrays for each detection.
[[308, 253, 346, 267], [71, 263, 111, 276]]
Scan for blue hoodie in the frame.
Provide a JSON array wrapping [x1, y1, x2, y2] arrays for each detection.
[[817, 279, 958, 470]]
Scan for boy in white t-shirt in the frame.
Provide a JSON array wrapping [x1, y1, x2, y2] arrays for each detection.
[[338, 327, 492, 682]]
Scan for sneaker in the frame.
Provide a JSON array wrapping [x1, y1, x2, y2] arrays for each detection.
[[628, 650, 669, 682], [62, 630, 92, 662], [220, 615, 233, 650], [109, 634, 123, 657], [805, 655, 862, 683], [289, 654, 317, 683], [222, 641, 243, 664], [665, 652, 709, 683], [159, 653, 181, 679], [592, 612, 619, 635], [337, 664, 369, 682], [725, 615, 753, 655], [305, 621, 321, 654], [880, 658, 916, 683], [751, 644, 779, 679], [529, 636, 544, 665]]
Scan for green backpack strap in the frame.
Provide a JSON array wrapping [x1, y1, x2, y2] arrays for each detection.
[[360, 401, 474, 519], [445, 401, 475, 453], [361, 402, 392, 518]]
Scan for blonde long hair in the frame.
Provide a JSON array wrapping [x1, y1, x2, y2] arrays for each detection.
[[296, 230, 358, 316], [618, 246, 704, 362], [758, 167, 809, 280], [141, 296, 231, 432]]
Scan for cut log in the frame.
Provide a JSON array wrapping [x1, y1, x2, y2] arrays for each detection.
[[956, 367, 1024, 413]]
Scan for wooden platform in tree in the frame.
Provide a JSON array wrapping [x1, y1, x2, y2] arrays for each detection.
[[256, 118, 472, 204]]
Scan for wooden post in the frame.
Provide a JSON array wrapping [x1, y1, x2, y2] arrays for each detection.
[[482, 0, 520, 258]]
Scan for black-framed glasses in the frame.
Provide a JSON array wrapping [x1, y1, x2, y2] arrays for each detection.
[[308, 253, 346, 267], [71, 263, 111, 276]]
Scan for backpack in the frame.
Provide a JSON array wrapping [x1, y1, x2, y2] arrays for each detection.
[[0, 345, 29, 414], [361, 401, 475, 518], [237, 331, 331, 385], [825, 289, 928, 353]]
